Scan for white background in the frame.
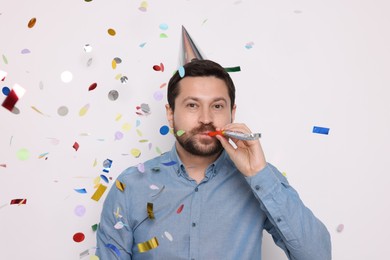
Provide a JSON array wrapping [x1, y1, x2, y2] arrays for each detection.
[[1, 0, 390, 259]]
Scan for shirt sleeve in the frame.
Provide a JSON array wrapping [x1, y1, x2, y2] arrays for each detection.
[[96, 174, 133, 260], [245, 163, 332, 260]]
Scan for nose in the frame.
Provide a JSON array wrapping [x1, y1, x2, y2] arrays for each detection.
[[199, 107, 212, 124]]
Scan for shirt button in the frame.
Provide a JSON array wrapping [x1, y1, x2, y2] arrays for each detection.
[[255, 185, 260, 191], [192, 222, 196, 227], [195, 187, 198, 192], [277, 218, 282, 222]]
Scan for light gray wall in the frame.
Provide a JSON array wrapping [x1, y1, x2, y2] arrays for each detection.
[[1, 0, 389, 259]]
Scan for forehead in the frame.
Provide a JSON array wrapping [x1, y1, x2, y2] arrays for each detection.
[[177, 76, 230, 100]]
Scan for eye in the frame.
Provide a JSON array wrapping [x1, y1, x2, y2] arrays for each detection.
[[186, 103, 198, 108], [213, 104, 224, 110]]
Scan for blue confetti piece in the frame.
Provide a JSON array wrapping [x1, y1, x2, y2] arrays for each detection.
[[74, 188, 87, 194], [139, 42, 147, 48], [100, 174, 109, 183], [2, 86, 10, 96], [106, 243, 121, 257], [103, 159, 113, 173], [159, 23, 169, 30], [312, 126, 330, 135], [178, 66, 185, 78], [161, 161, 177, 166], [159, 125, 170, 135]]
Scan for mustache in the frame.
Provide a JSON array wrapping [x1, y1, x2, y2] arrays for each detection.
[[190, 123, 217, 135]]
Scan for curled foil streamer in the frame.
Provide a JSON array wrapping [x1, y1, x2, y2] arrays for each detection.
[[147, 202, 155, 219], [137, 237, 159, 253]]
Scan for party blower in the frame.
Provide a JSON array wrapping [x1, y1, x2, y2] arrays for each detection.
[[208, 130, 261, 141]]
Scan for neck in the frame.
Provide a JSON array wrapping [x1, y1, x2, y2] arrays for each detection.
[[175, 142, 221, 183]]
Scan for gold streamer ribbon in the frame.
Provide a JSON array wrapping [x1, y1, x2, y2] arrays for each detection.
[[147, 202, 155, 219], [137, 237, 159, 253], [115, 180, 126, 192]]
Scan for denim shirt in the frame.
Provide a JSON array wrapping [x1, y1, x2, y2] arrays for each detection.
[[96, 145, 331, 260]]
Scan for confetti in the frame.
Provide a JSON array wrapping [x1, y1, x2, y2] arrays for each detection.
[[131, 148, 141, 158], [0, 70, 7, 81], [108, 90, 119, 101], [176, 204, 184, 214], [79, 249, 89, 258], [122, 123, 131, 131], [74, 205, 86, 217], [88, 82, 97, 91], [91, 184, 107, 201], [111, 59, 117, 69], [160, 33, 168, 38], [27, 17, 37, 28], [86, 57, 93, 67], [73, 142, 80, 151], [313, 126, 330, 135], [136, 129, 143, 137], [38, 152, 49, 159], [74, 188, 87, 194], [138, 1, 148, 12], [224, 66, 241, 72], [31, 106, 47, 116], [10, 199, 27, 205], [114, 131, 123, 140], [100, 174, 109, 183], [137, 237, 159, 253], [159, 23, 168, 30], [91, 223, 98, 231], [120, 76, 128, 84], [159, 83, 167, 88], [2, 54, 8, 64], [161, 161, 177, 166], [139, 42, 147, 48], [164, 231, 173, 241], [115, 180, 125, 192], [137, 163, 145, 173], [21, 48, 31, 54], [176, 130, 185, 136], [61, 70, 73, 83], [178, 66, 185, 77], [115, 113, 122, 121], [159, 125, 170, 135], [2, 86, 10, 95], [147, 202, 155, 219], [337, 224, 344, 233], [0, 164, 6, 168], [153, 90, 163, 101], [1, 84, 26, 111], [102, 159, 113, 173], [57, 106, 69, 116], [73, 232, 85, 243], [149, 184, 159, 190], [83, 44, 92, 52], [114, 221, 125, 229], [16, 148, 30, 161], [245, 41, 254, 49], [107, 28, 116, 36], [79, 103, 90, 116], [106, 244, 121, 257]]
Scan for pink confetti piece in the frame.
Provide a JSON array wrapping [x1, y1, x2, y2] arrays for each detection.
[[137, 163, 145, 173], [0, 164, 7, 168], [337, 224, 344, 233]]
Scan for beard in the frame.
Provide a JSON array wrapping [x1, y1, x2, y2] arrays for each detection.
[[174, 123, 223, 157]]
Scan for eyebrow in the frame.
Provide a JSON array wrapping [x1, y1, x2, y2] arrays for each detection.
[[182, 96, 228, 104]]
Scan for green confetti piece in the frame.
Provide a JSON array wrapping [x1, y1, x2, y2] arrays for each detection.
[[16, 148, 30, 161], [155, 146, 162, 155], [159, 33, 168, 38], [91, 223, 98, 231], [224, 66, 241, 72], [176, 130, 185, 136]]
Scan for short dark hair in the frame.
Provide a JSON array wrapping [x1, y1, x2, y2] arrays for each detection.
[[167, 59, 236, 111]]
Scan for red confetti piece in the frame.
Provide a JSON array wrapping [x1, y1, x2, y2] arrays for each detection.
[[159, 83, 167, 88], [153, 65, 161, 71], [0, 164, 6, 168], [88, 82, 97, 91], [73, 142, 79, 151], [1, 84, 26, 111], [176, 204, 184, 214], [160, 63, 165, 72], [10, 199, 27, 205], [73, 232, 85, 243]]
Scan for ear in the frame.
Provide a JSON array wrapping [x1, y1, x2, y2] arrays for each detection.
[[165, 104, 174, 128], [231, 104, 237, 123]]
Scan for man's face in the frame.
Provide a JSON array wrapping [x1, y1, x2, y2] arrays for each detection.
[[166, 76, 236, 157]]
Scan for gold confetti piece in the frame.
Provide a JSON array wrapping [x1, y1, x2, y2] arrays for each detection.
[[115, 180, 125, 192], [177, 130, 185, 136], [147, 202, 155, 219], [122, 123, 131, 131], [115, 113, 122, 121], [131, 148, 141, 158], [31, 106, 46, 116], [137, 237, 159, 253], [79, 103, 90, 116], [139, 139, 148, 143], [115, 73, 122, 80], [93, 176, 100, 187], [28, 17, 37, 28], [108, 28, 116, 36], [136, 129, 143, 137], [93, 158, 97, 167], [112, 59, 117, 69], [91, 184, 107, 201], [2, 54, 8, 64]]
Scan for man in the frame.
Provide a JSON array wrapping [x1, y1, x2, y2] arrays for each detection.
[[96, 59, 331, 259]]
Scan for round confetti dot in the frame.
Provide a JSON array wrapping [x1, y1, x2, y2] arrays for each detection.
[[74, 205, 86, 217], [73, 232, 85, 243], [61, 71, 73, 83], [114, 57, 122, 64], [108, 90, 119, 101], [57, 106, 69, 116], [2, 86, 10, 96], [16, 148, 30, 161], [28, 17, 37, 28], [153, 90, 163, 101], [159, 23, 168, 30], [107, 28, 116, 36], [114, 131, 123, 140], [159, 125, 170, 135]]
